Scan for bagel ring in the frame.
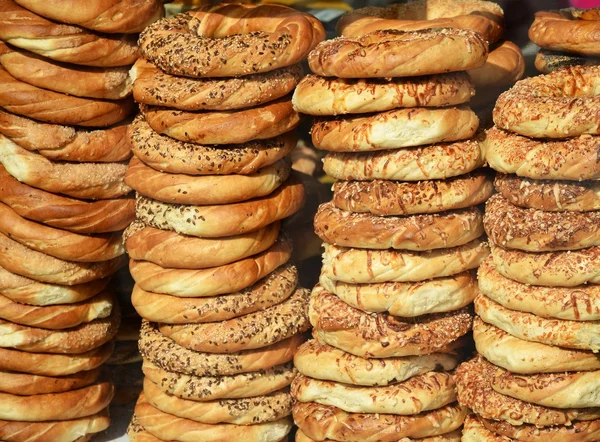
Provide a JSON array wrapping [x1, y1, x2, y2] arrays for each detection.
[[535, 48, 600, 73], [468, 41, 525, 88], [529, 9, 600, 55]]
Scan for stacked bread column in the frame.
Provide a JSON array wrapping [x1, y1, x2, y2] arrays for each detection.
[[122, 4, 325, 442], [0, 0, 165, 439], [457, 65, 600, 440], [290, 29, 494, 442]]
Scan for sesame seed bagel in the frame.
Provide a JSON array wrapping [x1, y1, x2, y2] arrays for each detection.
[[319, 271, 478, 317], [135, 174, 304, 238], [140, 98, 299, 145], [308, 29, 487, 78], [0, 366, 100, 395], [473, 318, 600, 374], [323, 137, 484, 181], [320, 239, 489, 284], [309, 287, 472, 358], [490, 242, 600, 286], [131, 264, 297, 324], [478, 257, 600, 321], [475, 294, 600, 352], [292, 372, 456, 415], [292, 72, 474, 116], [125, 156, 290, 205], [535, 48, 600, 74], [158, 288, 309, 353], [481, 416, 600, 442], [139, 321, 302, 377], [296, 429, 462, 442], [129, 115, 296, 176], [494, 66, 600, 138], [132, 59, 302, 111], [129, 236, 291, 297], [468, 41, 525, 88], [315, 203, 484, 251], [135, 393, 292, 442], [0, 0, 139, 67], [294, 339, 459, 387], [144, 378, 292, 425], [331, 170, 492, 215], [482, 126, 600, 181], [312, 106, 479, 152]]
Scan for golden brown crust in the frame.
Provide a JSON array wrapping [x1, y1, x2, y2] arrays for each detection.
[[296, 429, 462, 442], [462, 415, 510, 442], [483, 416, 600, 442], [469, 41, 525, 88], [308, 29, 487, 78], [312, 106, 479, 152], [529, 9, 600, 55], [315, 203, 484, 250], [535, 48, 600, 74], [0, 366, 100, 395], [309, 287, 472, 358]]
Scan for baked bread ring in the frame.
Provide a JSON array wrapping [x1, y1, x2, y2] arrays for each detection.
[[315, 203, 484, 250], [332, 170, 492, 215], [485, 194, 600, 251], [319, 271, 478, 318], [135, 393, 292, 442], [473, 318, 600, 374], [0, 366, 99, 395], [491, 242, 600, 286], [337, 0, 504, 43], [296, 428, 461, 442], [0, 381, 113, 421], [468, 41, 525, 88], [0, 0, 139, 67], [495, 173, 600, 212], [310, 287, 472, 358], [0, 137, 131, 200], [131, 264, 297, 324], [13, 0, 163, 34], [292, 72, 474, 116], [125, 156, 290, 205], [144, 378, 292, 425], [462, 416, 507, 442], [0, 110, 131, 163], [530, 9, 600, 56], [139, 3, 324, 77], [0, 64, 133, 127], [482, 417, 600, 442], [312, 106, 479, 152], [294, 339, 459, 387], [135, 175, 304, 238], [293, 402, 466, 442], [129, 115, 296, 176], [158, 288, 309, 353], [476, 294, 600, 352], [323, 138, 484, 181], [494, 66, 600, 138], [140, 98, 299, 145], [320, 239, 489, 284], [139, 320, 302, 377], [535, 48, 600, 74], [308, 29, 487, 78], [129, 236, 291, 297]]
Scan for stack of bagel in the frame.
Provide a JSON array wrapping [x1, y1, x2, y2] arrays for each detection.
[[0, 0, 165, 439], [458, 65, 600, 441], [123, 4, 325, 441], [289, 15, 501, 442]]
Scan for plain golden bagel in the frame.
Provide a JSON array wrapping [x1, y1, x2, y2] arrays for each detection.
[[529, 9, 600, 55], [312, 106, 478, 152], [0, 366, 100, 395], [139, 3, 324, 77], [308, 28, 488, 78], [535, 48, 600, 73], [292, 72, 474, 116], [129, 115, 297, 176], [323, 137, 484, 181], [468, 41, 525, 88], [494, 65, 600, 138]]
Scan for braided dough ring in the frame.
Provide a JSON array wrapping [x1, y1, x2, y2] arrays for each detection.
[[0, 0, 139, 67], [468, 41, 525, 88], [308, 29, 487, 78], [139, 3, 324, 77], [494, 66, 600, 138], [535, 48, 600, 73], [529, 9, 600, 55], [482, 417, 600, 442], [129, 115, 296, 176]]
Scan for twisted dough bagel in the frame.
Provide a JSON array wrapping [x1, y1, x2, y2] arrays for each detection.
[[308, 29, 487, 78], [0, 0, 139, 67], [129, 115, 296, 176], [0, 366, 100, 395], [530, 9, 600, 55], [312, 106, 478, 152], [468, 41, 525, 88], [296, 429, 461, 442], [337, 0, 504, 43], [494, 173, 600, 212], [292, 72, 474, 116], [482, 126, 600, 180], [310, 287, 472, 358], [482, 417, 600, 442], [535, 48, 600, 74], [462, 416, 508, 442], [139, 3, 324, 77], [494, 65, 600, 138]]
